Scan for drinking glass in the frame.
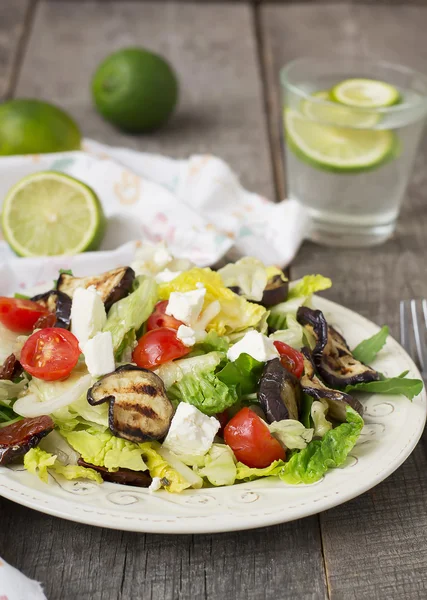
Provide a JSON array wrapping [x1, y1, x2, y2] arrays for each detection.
[[281, 57, 427, 247]]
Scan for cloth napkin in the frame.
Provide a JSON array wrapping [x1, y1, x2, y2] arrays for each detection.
[[0, 139, 309, 295], [0, 557, 46, 600], [0, 141, 309, 592]]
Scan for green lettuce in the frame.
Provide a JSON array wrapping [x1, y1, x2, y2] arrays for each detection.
[[218, 257, 286, 302], [24, 447, 102, 484], [269, 419, 314, 449], [311, 400, 332, 438], [103, 275, 158, 357], [235, 459, 286, 481], [352, 326, 389, 364], [168, 369, 238, 416], [195, 330, 229, 354], [217, 353, 263, 397], [143, 444, 194, 492], [279, 406, 363, 484], [344, 374, 423, 401], [155, 351, 223, 389], [198, 444, 237, 486], [269, 314, 305, 350], [288, 274, 332, 300]]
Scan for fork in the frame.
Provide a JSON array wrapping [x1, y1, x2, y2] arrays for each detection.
[[400, 299, 427, 380]]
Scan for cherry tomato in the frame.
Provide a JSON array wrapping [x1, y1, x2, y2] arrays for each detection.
[[224, 407, 285, 468], [147, 300, 184, 331], [132, 327, 191, 369], [273, 341, 304, 379], [20, 328, 80, 381], [0, 297, 50, 334]]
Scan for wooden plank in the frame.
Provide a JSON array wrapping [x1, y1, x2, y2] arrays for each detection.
[[14, 0, 274, 198], [261, 3, 427, 599], [2, 2, 328, 600], [0, 0, 30, 99]]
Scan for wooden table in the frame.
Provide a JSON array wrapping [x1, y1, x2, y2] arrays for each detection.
[[1, 2, 427, 598]]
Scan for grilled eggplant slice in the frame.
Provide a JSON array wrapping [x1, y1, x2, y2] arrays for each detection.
[[31, 290, 72, 329], [57, 267, 135, 312], [77, 459, 152, 487], [87, 365, 174, 443], [258, 358, 301, 422], [297, 306, 380, 388], [0, 415, 54, 465], [260, 275, 289, 308], [300, 348, 363, 420]]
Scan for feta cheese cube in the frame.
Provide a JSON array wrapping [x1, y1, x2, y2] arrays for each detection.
[[148, 477, 163, 493], [162, 403, 220, 457], [83, 331, 115, 377], [155, 269, 182, 283], [176, 325, 197, 347], [227, 330, 279, 363], [166, 287, 206, 326], [71, 286, 107, 347]]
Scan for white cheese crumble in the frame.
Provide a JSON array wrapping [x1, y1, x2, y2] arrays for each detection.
[[176, 325, 197, 347], [227, 330, 279, 363], [165, 287, 206, 326], [162, 403, 219, 457], [148, 477, 163, 493], [70, 286, 107, 348], [155, 269, 182, 283], [83, 331, 115, 377]]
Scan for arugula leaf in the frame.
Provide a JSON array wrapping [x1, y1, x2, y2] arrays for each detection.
[[300, 393, 314, 428], [345, 376, 423, 401], [352, 326, 389, 364], [14, 293, 30, 300], [217, 353, 263, 396]]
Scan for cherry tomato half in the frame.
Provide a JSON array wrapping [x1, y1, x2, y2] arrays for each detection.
[[224, 407, 285, 468], [0, 297, 50, 334], [20, 328, 80, 381], [273, 341, 304, 379], [147, 300, 184, 332], [132, 327, 191, 369]]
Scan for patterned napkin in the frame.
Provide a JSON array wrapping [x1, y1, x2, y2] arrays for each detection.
[[0, 139, 309, 295]]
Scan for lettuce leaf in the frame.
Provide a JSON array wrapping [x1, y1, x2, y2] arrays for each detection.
[[352, 326, 389, 364], [269, 314, 305, 350], [24, 447, 102, 484], [103, 275, 158, 357], [268, 420, 314, 450], [344, 375, 423, 401], [235, 459, 286, 481], [198, 444, 237, 486], [279, 406, 363, 484], [142, 443, 194, 492], [217, 353, 263, 397], [155, 351, 223, 389], [195, 330, 229, 354], [288, 275, 332, 300], [311, 400, 332, 438], [168, 369, 238, 416], [218, 257, 286, 302], [158, 267, 266, 335]]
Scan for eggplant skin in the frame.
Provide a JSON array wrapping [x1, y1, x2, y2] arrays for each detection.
[[260, 276, 289, 308], [297, 307, 380, 388], [57, 266, 135, 312], [300, 348, 363, 421], [0, 416, 54, 466], [77, 459, 152, 487], [258, 358, 301, 423], [31, 290, 72, 329], [88, 365, 174, 443]]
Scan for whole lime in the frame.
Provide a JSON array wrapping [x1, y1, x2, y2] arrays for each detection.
[[0, 99, 82, 155], [91, 47, 179, 133]]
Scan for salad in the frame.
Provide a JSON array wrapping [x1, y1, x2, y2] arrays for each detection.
[[0, 244, 423, 493]]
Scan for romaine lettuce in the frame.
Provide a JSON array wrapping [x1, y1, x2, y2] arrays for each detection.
[[24, 447, 102, 484], [268, 419, 314, 450], [217, 353, 263, 397], [218, 257, 286, 302], [168, 369, 238, 416], [198, 444, 237, 486], [103, 275, 158, 357]]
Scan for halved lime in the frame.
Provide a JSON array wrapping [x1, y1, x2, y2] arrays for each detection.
[[285, 109, 396, 172], [2, 172, 106, 257], [331, 78, 400, 108], [301, 90, 379, 128]]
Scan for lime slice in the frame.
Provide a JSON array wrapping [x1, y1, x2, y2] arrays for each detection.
[[331, 79, 400, 108], [2, 172, 106, 257], [285, 109, 396, 172], [301, 90, 379, 128]]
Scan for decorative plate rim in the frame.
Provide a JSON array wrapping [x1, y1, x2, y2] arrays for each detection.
[[0, 296, 425, 534]]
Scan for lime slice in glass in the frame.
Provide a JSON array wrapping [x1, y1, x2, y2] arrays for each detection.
[[285, 109, 396, 172], [301, 90, 379, 128], [2, 171, 106, 257], [330, 78, 400, 108]]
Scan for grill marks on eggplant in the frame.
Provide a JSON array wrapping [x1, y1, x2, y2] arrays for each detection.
[[88, 365, 174, 443], [297, 306, 380, 388], [31, 290, 72, 329], [0, 416, 54, 465], [300, 348, 363, 420], [57, 267, 135, 312]]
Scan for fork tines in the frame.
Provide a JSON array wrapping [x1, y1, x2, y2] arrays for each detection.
[[400, 299, 427, 378]]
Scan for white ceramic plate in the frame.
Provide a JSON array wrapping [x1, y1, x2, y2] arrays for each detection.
[[0, 296, 425, 533]]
